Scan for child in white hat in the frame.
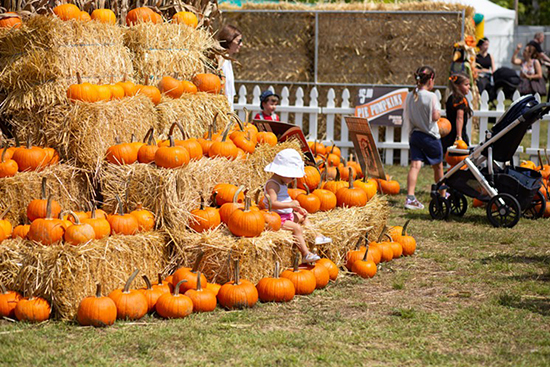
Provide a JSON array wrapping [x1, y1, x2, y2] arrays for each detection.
[[264, 149, 332, 263]]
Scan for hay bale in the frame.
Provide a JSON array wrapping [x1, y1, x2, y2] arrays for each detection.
[[156, 92, 230, 136], [167, 195, 389, 284], [0, 231, 168, 320], [221, 1, 475, 86], [0, 164, 92, 226], [0, 15, 134, 112], [124, 22, 217, 83], [9, 95, 159, 172], [99, 141, 301, 229]]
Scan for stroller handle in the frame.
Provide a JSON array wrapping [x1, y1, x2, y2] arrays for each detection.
[[521, 102, 550, 123]]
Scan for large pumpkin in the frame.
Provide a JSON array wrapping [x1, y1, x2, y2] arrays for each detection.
[[156, 279, 194, 319], [172, 252, 208, 293], [280, 254, 316, 295], [108, 269, 148, 320], [77, 283, 117, 327], [217, 260, 258, 309], [192, 73, 222, 94], [53, 4, 81, 21], [82, 204, 111, 239], [256, 262, 295, 303], [14, 296, 50, 323], [107, 195, 139, 235], [227, 198, 265, 237], [437, 118, 452, 138], [184, 272, 217, 312]]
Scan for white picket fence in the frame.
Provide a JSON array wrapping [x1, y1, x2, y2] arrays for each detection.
[[234, 85, 550, 166]]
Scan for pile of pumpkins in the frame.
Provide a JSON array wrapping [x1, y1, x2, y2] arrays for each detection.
[[0, 178, 154, 244], [105, 116, 277, 167], [309, 141, 400, 196], [0, 4, 199, 28], [0, 222, 417, 325], [345, 221, 417, 279], [68, 73, 222, 106], [0, 137, 59, 178]]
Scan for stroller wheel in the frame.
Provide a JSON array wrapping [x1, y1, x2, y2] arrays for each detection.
[[522, 191, 546, 220], [449, 191, 468, 217], [429, 196, 450, 220], [486, 193, 521, 228]]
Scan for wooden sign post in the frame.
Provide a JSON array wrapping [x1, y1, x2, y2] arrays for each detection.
[[344, 116, 386, 180]]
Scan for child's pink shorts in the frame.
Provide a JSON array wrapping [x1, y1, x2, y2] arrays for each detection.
[[279, 212, 294, 225]]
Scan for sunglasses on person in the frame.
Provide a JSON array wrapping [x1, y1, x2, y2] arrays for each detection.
[[233, 37, 243, 45]]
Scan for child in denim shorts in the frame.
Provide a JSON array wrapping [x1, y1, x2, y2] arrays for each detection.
[[402, 66, 444, 210]]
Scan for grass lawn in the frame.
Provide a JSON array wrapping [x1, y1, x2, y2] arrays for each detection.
[[1, 166, 549, 367]]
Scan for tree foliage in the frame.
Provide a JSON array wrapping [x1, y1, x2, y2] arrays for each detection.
[[492, 0, 550, 26]]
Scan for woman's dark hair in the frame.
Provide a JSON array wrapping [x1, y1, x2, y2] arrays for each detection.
[[216, 24, 242, 50], [525, 44, 538, 59], [413, 66, 435, 101], [476, 37, 489, 49], [449, 73, 473, 119]]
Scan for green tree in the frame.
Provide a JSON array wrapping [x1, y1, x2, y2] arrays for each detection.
[[492, 0, 550, 25]]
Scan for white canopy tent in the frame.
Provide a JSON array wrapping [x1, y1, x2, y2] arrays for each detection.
[[432, 0, 516, 68]]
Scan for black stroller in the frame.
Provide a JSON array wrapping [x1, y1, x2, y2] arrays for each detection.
[[429, 95, 550, 227]]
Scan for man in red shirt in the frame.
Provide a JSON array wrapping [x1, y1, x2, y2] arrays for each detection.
[[254, 90, 280, 121]]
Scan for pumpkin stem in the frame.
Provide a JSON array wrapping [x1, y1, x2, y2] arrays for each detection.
[[123, 269, 140, 294], [168, 135, 175, 148], [361, 241, 370, 261], [142, 127, 153, 143], [314, 139, 318, 155], [303, 183, 310, 195], [292, 252, 300, 272], [220, 121, 232, 142], [402, 219, 411, 236], [192, 250, 204, 273], [233, 259, 240, 285], [76, 71, 82, 84], [169, 122, 187, 140], [61, 210, 81, 225], [211, 112, 220, 136], [142, 275, 153, 290], [318, 170, 326, 190], [1, 143, 8, 163], [157, 273, 164, 286], [207, 122, 213, 140], [115, 194, 125, 216], [40, 177, 47, 200], [95, 283, 102, 298], [347, 167, 354, 188], [243, 107, 250, 124], [196, 271, 203, 291], [173, 279, 187, 296], [266, 195, 273, 212], [335, 167, 341, 182], [233, 186, 244, 203], [0, 281, 7, 295], [243, 197, 251, 212], [199, 194, 205, 211], [227, 112, 244, 131], [45, 195, 54, 220], [14, 133, 20, 148], [274, 261, 280, 278], [0, 205, 10, 221], [377, 226, 388, 243]]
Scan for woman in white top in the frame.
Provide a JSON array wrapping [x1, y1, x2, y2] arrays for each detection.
[[216, 25, 242, 111]]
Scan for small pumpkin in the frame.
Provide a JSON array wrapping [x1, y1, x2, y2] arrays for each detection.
[[53, 3, 81, 21], [219, 186, 246, 224], [351, 246, 378, 279], [209, 123, 239, 160], [336, 167, 367, 207], [0, 281, 21, 319], [0, 144, 18, 178], [280, 254, 316, 296], [217, 260, 258, 309], [184, 271, 217, 312], [228, 197, 265, 237], [107, 195, 139, 235], [139, 275, 165, 313], [67, 73, 99, 103], [91, 8, 116, 24], [190, 196, 221, 233], [172, 11, 198, 28], [256, 262, 295, 303], [399, 222, 417, 256], [0, 12, 22, 29], [155, 279, 194, 319], [172, 251, 208, 293], [296, 184, 321, 214], [437, 117, 452, 138], [82, 203, 111, 239], [130, 203, 155, 232], [158, 76, 184, 99], [138, 128, 158, 164], [317, 258, 338, 281], [106, 138, 138, 165], [0, 206, 13, 239], [108, 269, 148, 320], [297, 165, 322, 192], [126, 7, 158, 26], [62, 210, 96, 245], [312, 173, 337, 212], [261, 195, 282, 231], [12, 136, 48, 172], [155, 135, 190, 169], [256, 131, 277, 147], [77, 283, 117, 327], [14, 295, 50, 323], [27, 195, 65, 245], [192, 73, 222, 94], [298, 262, 329, 289]]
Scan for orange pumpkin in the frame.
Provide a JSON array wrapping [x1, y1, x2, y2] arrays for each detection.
[[256, 262, 295, 303], [0, 12, 22, 29], [192, 73, 222, 94], [27, 196, 65, 245], [108, 269, 148, 320], [172, 11, 198, 28], [53, 4, 81, 21]]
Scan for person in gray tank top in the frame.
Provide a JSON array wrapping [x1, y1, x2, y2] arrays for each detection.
[[403, 66, 445, 210]]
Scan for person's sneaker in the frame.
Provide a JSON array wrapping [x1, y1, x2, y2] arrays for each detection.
[[303, 252, 321, 263], [444, 192, 451, 200], [315, 235, 332, 245], [404, 198, 424, 210]]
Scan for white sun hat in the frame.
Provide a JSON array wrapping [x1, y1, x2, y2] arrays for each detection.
[[264, 149, 305, 178]]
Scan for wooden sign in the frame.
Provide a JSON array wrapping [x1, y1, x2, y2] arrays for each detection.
[[252, 119, 315, 162], [355, 87, 408, 126], [344, 116, 386, 180]]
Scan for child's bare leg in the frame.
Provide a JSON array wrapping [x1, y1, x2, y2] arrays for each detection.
[[432, 162, 445, 195], [407, 160, 422, 196], [282, 221, 309, 256]]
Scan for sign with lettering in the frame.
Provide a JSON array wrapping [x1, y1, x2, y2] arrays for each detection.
[[344, 116, 386, 180], [252, 119, 315, 163], [355, 87, 408, 126]]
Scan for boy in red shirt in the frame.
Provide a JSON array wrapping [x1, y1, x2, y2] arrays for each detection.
[[254, 90, 280, 121]]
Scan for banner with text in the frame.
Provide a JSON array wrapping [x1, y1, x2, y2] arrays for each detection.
[[355, 87, 408, 126]]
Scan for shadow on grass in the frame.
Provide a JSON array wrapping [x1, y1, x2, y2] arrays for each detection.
[[480, 254, 550, 265], [497, 293, 550, 316], [402, 211, 490, 226]]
